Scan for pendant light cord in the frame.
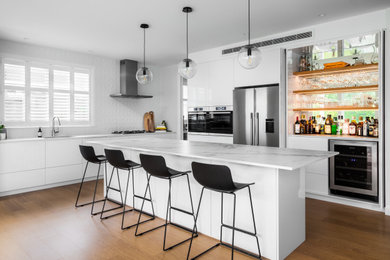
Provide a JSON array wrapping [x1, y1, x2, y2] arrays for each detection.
[[186, 11, 189, 60], [143, 28, 146, 68], [248, 0, 251, 46]]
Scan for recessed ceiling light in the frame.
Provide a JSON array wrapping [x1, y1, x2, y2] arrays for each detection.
[[318, 13, 326, 17]]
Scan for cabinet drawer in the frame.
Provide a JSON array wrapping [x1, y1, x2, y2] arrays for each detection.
[[46, 164, 83, 184], [0, 169, 45, 192], [46, 139, 82, 167], [0, 141, 45, 174]]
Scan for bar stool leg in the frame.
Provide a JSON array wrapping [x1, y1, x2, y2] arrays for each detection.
[[187, 187, 206, 260], [135, 174, 153, 235], [231, 193, 237, 260], [186, 174, 198, 234], [162, 179, 172, 250], [248, 186, 262, 258], [100, 167, 124, 220], [75, 162, 89, 207], [90, 162, 102, 215]]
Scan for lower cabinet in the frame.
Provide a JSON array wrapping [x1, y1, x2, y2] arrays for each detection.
[[0, 169, 45, 193], [45, 164, 84, 185]]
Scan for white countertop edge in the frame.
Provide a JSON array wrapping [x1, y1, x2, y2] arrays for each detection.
[[0, 132, 175, 143], [87, 139, 337, 171]]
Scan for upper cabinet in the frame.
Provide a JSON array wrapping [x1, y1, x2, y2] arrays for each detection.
[[208, 59, 234, 106], [234, 48, 281, 87], [187, 58, 234, 107], [187, 48, 281, 108]]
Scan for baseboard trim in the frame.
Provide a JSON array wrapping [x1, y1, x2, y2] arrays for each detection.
[[0, 176, 103, 197], [385, 206, 390, 216], [306, 192, 384, 212]]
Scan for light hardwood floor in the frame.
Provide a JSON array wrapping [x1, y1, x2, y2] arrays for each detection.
[[0, 180, 389, 260]]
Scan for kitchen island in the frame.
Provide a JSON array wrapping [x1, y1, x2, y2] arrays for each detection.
[[88, 138, 337, 260]]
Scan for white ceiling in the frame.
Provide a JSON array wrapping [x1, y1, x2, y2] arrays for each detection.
[[0, 0, 389, 65]]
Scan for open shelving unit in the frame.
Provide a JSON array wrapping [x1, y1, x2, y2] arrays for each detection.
[[293, 106, 378, 112], [293, 85, 378, 95], [292, 63, 378, 78]]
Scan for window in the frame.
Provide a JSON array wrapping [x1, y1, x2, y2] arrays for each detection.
[[1, 59, 92, 126]]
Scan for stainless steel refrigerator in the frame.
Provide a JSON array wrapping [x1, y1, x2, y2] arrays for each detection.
[[233, 84, 279, 147]]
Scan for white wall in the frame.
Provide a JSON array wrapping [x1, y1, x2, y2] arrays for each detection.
[[0, 39, 179, 138]]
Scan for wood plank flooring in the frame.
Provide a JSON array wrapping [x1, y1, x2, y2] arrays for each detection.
[[0, 180, 389, 260]]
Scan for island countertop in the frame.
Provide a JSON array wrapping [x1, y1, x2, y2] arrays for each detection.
[[88, 137, 337, 171]]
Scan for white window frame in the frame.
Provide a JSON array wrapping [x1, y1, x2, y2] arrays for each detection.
[[0, 55, 94, 127]]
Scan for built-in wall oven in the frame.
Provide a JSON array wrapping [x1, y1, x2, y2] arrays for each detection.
[[188, 106, 233, 134], [329, 140, 378, 202]]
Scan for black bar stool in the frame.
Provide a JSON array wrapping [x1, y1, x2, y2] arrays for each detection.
[[76, 145, 107, 215], [187, 162, 262, 260], [135, 154, 198, 251], [101, 149, 155, 230]]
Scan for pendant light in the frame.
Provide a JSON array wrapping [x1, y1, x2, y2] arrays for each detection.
[[178, 7, 197, 79], [136, 24, 153, 85], [238, 0, 261, 69]]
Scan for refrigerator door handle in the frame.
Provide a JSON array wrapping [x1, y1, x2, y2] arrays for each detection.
[[250, 113, 254, 145], [256, 112, 260, 145]]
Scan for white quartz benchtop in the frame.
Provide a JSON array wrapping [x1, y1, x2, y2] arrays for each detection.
[[88, 138, 337, 171]]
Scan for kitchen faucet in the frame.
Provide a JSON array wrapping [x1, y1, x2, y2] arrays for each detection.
[[52, 117, 61, 137]]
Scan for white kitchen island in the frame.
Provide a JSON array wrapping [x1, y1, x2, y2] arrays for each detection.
[[88, 138, 337, 260]]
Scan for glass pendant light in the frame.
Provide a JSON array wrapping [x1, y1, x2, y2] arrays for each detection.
[[178, 7, 197, 79], [136, 24, 153, 85], [238, 0, 261, 69]]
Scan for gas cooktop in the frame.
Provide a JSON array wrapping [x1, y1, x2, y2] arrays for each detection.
[[112, 130, 146, 134]]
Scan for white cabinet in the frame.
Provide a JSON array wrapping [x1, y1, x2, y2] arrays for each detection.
[[0, 169, 45, 192], [187, 62, 210, 107], [0, 140, 45, 174], [287, 136, 329, 195], [46, 164, 84, 184], [208, 59, 234, 106], [233, 48, 281, 87], [46, 139, 82, 168]]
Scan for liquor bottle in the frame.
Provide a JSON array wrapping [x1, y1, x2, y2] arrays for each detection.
[[324, 115, 333, 135], [308, 116, 313, 134], [320, 117, 326, 134], [312, 116, 317, 134], [342, 119, 350, 135], [294, 116, 301, 134], [363, 117, 369, 136], [338, 115, 343, 135], [369, 117, 375, 136], [357, 116, 364, 136], [349, 116, 357, 135], [315, 115, 321, 134], [300, 114, 306, 134], [331, 117, 337, 135], [373, 119, 379, 137]]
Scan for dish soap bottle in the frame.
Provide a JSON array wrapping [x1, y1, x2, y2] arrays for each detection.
[[37, 127, 43, 138]]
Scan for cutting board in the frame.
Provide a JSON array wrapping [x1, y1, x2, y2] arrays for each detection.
[[143, 111, 155, 132]]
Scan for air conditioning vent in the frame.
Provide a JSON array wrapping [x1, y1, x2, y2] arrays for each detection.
[[222, 31, 313, 55]]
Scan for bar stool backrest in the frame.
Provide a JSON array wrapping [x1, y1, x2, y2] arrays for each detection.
[[79, 145, 101, 163], [140, 154, 171, 178], [104, 149, 130, 169], [191, 162, 236, 192]]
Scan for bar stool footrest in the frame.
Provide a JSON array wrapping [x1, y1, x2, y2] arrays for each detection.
[[134, 194, 151, 202], [221, 223, 257, 237], [75, 198, 105, 208], [101, 206, 131, 219], [170, 206, 194, 216]]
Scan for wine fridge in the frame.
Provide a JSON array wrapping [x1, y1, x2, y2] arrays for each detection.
[[329, 140, 378, 202]]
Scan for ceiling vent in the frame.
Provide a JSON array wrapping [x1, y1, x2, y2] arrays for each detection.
[[222, 31, 313, 55]]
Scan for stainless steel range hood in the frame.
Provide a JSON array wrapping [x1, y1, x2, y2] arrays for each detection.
[[110, 59, 153, 98]]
